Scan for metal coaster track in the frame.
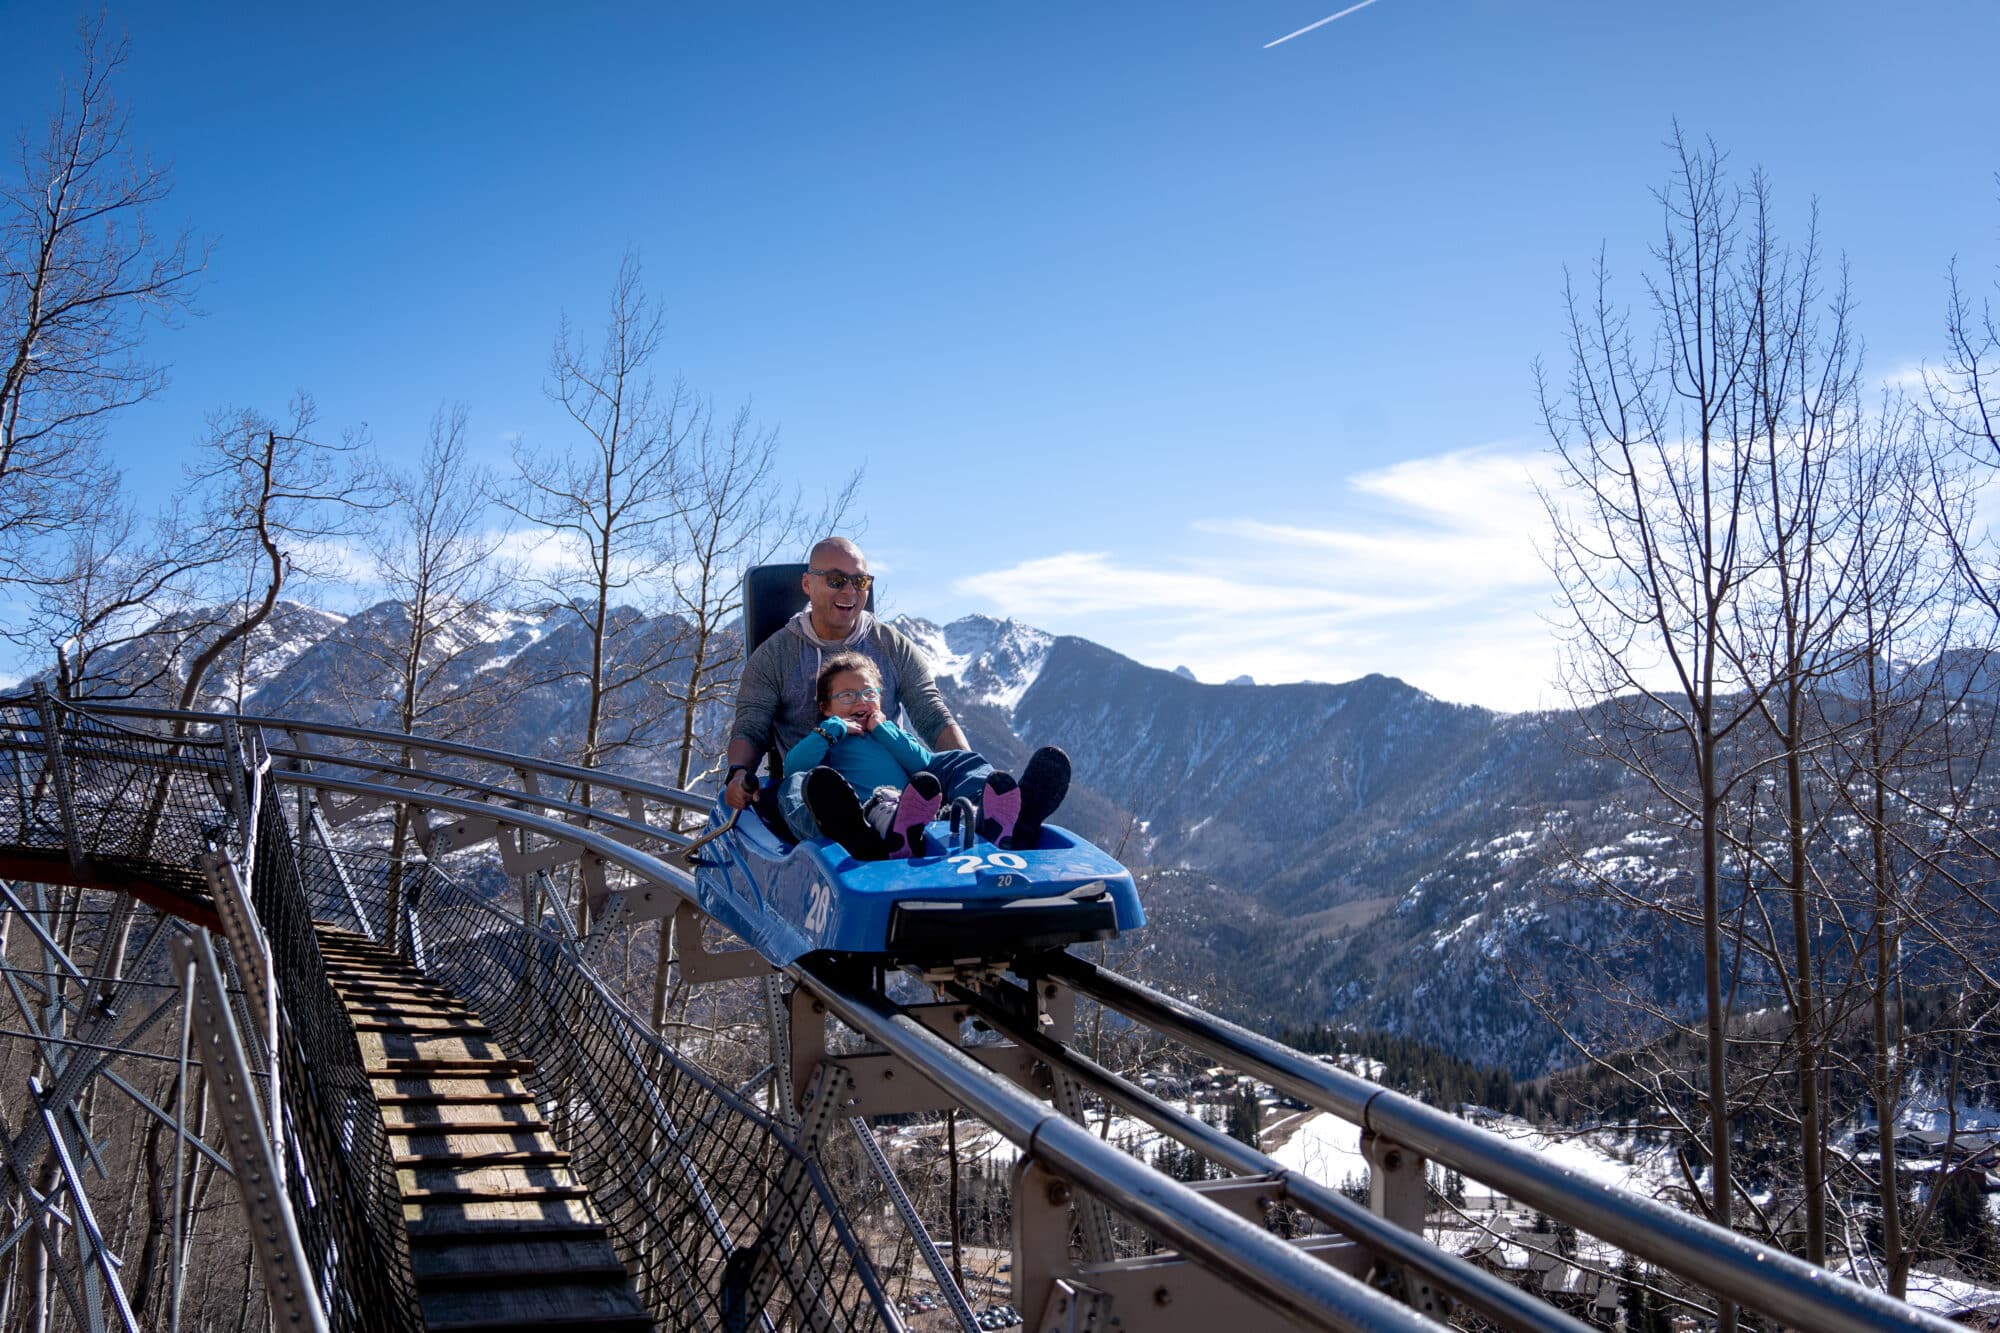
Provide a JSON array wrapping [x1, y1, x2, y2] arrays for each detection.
[[0, 693, 1968, 1332]]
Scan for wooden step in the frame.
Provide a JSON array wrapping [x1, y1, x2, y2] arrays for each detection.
[[382, 1116, 553, 1134], [395, 1149, 571, 1168], [399, 1184, 592, 1204], [389, 1126, 559, 1147], [405, 1219, 612, 1245], [411, 1236, 626, 1287], [403, 1199, 608, 1231], [403, 1161, 582, 1191], [317, 953, 435, 971], [351, 1019, 493, 1037], [339, 995, 475, 1014], [417, 1282, 651, 1332], [418, 1306, 652, 1333], [374, 1058, 536, 1077], [329, 983, 462, 1000], [374, 1089, 540, 1107], [324, 971, 451, 990], [344, 1000, 480, 1020]]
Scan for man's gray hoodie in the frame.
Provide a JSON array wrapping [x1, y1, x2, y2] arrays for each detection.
[[730, 609, 956, 767]]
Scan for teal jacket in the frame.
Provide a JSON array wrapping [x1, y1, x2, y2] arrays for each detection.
[[782, 717, 936, 795], [731, 611, 956, 759]]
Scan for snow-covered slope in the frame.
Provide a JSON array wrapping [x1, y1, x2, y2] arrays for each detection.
[[895, 614, 1053, 712]]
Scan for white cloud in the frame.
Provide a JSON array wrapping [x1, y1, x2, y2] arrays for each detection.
[[487, 526, 580, 581], [1878, 361, 1929, 394], [951, 447, 1564, 711]]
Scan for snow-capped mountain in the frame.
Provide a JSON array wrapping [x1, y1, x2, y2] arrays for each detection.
[[895, 614, 1053, 711], [22, 598, 1845, 1076]]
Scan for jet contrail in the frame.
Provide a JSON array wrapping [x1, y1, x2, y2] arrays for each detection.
[[1264, 0, 1385, 48]]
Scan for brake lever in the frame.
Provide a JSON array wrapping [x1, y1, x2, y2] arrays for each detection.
[[674, 773, 757, 869]]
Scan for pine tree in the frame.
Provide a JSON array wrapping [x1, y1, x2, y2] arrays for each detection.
[[1931, 1167, 1999, 1278]]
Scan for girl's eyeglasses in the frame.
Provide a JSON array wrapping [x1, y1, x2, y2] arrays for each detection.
[[829, 687, 882, 704]]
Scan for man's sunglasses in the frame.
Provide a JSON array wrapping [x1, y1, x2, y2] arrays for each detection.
[[809, 568, 874, 592]]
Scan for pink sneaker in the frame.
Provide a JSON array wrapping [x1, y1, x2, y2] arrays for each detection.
[[885, 772, 944, 858], [978, 773, 1021, 846]]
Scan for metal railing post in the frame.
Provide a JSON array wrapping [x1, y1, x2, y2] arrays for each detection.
[[32, 686, 86, 876]]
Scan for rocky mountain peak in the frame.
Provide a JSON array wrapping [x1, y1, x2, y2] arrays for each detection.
[[895, 614, 1054, 713]]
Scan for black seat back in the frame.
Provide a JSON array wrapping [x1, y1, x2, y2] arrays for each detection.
[[742, 563, 875, 655], [741, 562, 876, 797]]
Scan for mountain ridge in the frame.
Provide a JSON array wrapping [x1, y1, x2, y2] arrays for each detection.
[[20, 596, 1682, 1074]]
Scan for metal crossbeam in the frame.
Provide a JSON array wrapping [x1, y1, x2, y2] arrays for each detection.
[[851, 1116, 978, 1333], [33, 1076, 140, 1332]]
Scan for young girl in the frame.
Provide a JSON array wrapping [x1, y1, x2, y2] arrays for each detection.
[[782, 652, 1068, 861]]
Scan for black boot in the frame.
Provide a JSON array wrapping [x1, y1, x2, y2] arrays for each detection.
[[1009, 746, 1070, 851], [804, 767, 886, 861]]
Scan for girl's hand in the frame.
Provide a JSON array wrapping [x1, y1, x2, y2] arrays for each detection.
[[861, 705, 886, 733], [820, 716, 860, 741]]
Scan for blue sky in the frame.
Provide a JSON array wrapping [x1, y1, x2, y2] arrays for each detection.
[[4, 2, 1997, 709]]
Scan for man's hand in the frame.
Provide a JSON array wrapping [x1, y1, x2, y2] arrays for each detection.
[[723, 769, 757, 811]]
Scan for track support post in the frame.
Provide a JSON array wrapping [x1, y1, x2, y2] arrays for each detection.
[[1363, 1130, 1427, 1233], [170, 930, 327, 1332], [1363, 1131, 1451, 1321], [1012, 1157, 1363, 1333], [200, 844, 283, 1180]]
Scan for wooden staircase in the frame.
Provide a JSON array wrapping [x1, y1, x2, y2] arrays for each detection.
[[315, 926, 654, 1333]]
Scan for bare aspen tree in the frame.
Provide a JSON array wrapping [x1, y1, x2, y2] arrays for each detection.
[[0, 16, 203, 584], [333, 402, 513, 738], [645, 424, 855, 1027], [334, 403, 512, 950], [0, 482, 221, 700], [1539, 135, 1788, 1324], [1928, 192, 2000, 468], [1809, 400, 1991, 1295], [1719, 196, 1864, 1267], [500, 254, 693, 782], [655, 407, 846, 804], [170, 394, 377, 716]]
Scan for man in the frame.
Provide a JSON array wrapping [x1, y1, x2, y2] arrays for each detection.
[[724, 536, 1065, 848], [724, 536, 967, 811]]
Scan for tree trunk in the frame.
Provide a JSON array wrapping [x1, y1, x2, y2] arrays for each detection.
[[1782, 697, 1825, 1265]]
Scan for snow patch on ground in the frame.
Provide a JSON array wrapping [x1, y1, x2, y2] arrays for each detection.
[[1841, 1261, 2000, 1321], [1433, 913, 1482, 951], [1276, 1110, 1676, 1206], [1268, 1110, 1369, 1189]]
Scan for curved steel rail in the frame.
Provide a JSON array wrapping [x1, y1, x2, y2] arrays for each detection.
[[64, 698, 712, 813], [944, 978, 1593, 1333], [1046, 953, 1959, 1333], [3, 697, 1966, 1332], [271, 768, 1420, 1333], [265, 768, 1960, 1333]]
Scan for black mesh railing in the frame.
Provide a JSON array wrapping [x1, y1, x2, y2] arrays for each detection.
[[2, 695, 896, 1330], [250, 786, 426, 1333], [0, 691, 236, 918], [0, 695, 425, 1331], [287, 841, 895, 1333]]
